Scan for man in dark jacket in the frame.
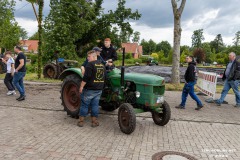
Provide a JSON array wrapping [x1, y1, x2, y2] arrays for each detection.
[[100, 38, 117, 62], [81, 47, 106, 75], [176, 56, 204, 110], [78, 50, 106, 127], [215, 52, 240, 107]]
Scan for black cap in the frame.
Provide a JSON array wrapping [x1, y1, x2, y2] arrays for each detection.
[[92, 47, 102, 52]]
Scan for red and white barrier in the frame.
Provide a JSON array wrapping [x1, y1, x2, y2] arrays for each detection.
[[196, 71, 218, 99]]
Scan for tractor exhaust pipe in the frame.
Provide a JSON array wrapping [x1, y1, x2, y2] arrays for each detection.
[[121, 48, 125, 88]]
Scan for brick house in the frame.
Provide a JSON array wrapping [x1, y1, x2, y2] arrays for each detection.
[[121, 43, 143, 59], [19, 40, 39, 53]]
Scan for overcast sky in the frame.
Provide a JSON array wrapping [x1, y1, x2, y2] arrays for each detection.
[[14, 0, 240, 46]]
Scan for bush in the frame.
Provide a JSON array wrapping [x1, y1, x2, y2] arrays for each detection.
[[134, 59, 142, 63], [117, 52, 123, 60], [27, 54, 38, 65], [26, 64, 37, 73], [140, 56, 149, 63], [125, 59, 135, 64], [150, 53, 159, 60], [126, 53, 133, 59]]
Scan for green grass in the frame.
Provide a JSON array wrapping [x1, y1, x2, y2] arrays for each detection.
[[0, 73, 61, 83]]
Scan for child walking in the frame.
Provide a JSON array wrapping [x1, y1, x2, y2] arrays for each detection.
[[1, 51, 16, 95]]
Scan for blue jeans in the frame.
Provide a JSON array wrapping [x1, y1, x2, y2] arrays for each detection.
[[79, 89, 102, 117], [13, 72, 26, 96], [217, 80, 240, 105], [181, 81, 203, 107]]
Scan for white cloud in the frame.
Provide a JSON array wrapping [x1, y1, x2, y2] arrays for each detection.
[[16, 17, 38, 37]]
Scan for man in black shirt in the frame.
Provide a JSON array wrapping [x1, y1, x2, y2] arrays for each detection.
[[175, 56, 204, 110], [81, 47, 107, 75], [13, 45, 26, 101], [78, 50, 105, 127], [100, 38, 117, 63]]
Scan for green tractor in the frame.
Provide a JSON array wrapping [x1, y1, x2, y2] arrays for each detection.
[[147, 57, 159, 66], [43, 58, 78, 79], [59, 48, 170, 134]]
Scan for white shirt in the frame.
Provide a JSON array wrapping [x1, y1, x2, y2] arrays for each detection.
[[7, 57, 15, 73]]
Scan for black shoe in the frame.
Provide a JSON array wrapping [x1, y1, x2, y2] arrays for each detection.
[[17, 95, 25, 101], [195, 105, 204, 110], [175, 105, 185, 109]]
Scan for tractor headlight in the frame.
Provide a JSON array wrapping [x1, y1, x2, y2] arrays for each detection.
[[135, 91, 140, 98], [156, 96, 164, 104]]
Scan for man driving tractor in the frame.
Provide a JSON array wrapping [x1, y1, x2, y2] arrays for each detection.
[[100, 38, 117, 63]]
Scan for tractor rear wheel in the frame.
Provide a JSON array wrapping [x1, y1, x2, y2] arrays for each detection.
[[118, 103, 136, 134], [43, 63, 59, 79], [152, 101, 171, 126], [0, 61, 7, 74], [61, 74, 81, 118]]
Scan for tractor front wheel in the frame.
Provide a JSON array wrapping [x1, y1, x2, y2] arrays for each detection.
[[152, 101, 171, 126], [61, 74, 81, 118], [118, 103, 136, 134]]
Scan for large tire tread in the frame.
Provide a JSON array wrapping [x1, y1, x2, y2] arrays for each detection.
[[43, 63, 59, 79], [118, 103, 136, 134], [61, 74, 81, 118], [152, 101, 171, 126]]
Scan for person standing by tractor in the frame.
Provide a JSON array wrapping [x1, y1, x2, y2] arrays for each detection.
[[100, 38, 117, 63], [175, 56, 204, 110], [13, 46, 27, 101], [81, 47, 110, 75], [78, 50, 106, 127], [215, 52, 240, 107], [1, 51, 16, 95]]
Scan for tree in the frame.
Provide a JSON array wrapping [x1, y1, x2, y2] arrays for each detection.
[[210, 34, 224, 53], [140, 39, 156, 55], [171, 0, 186, 84], [132, 31, 140, 43], [148, 39, 156, 53], [156, 41, 171, 57], [192, 48, 205, 63], [0, 0, 21, 50], [19, 27, 28, 40], [180, 50, 188, 63], [191, 29, 204, 48], [202, 42, 212, 63], [44, 0, 141, 58], [140, 39, 149, 55], [26, 0, 44, 79], [180, 45, 190, 54], [233, 31, 240, 47]]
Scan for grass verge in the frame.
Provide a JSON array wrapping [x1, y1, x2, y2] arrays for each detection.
[[0, 73, 232, 94], [0, 73, 61, 83]]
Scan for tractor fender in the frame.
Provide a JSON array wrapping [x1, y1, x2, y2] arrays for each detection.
[[59, 68, 83, 80]]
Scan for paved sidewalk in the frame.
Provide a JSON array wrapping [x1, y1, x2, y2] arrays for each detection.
[[0, 82, 240, 160]]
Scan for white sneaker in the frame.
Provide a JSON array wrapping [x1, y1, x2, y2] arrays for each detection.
[[6, 91, 12, 95], [7, 90, 16, 96]]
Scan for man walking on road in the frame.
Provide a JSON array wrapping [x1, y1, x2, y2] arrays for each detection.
[[175, 56, 204, 110], [78, 50, 106, 127], [13, 46, 26, 101], [215, 52, 240, 107]]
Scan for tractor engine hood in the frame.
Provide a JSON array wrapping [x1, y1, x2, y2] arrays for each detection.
[[124, 72, 164, 86]]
